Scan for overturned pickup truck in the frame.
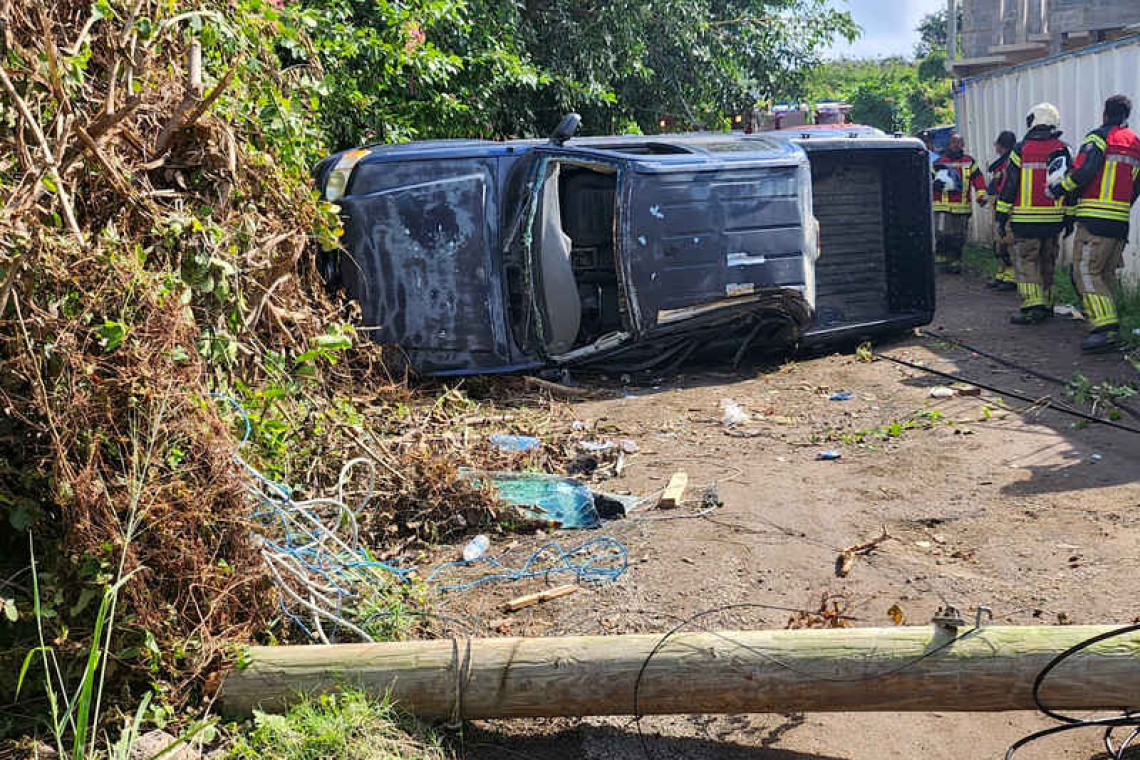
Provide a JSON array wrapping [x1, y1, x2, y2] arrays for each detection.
[[314, 118, 934, 375]]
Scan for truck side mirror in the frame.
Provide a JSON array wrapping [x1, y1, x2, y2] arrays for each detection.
[[550, 113, 581, 146]]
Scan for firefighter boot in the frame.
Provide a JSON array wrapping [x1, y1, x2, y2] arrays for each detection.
[[995, 266, 1017, 291], [1080, 326, 1121, 354], [1010, 305, 1051, 325]]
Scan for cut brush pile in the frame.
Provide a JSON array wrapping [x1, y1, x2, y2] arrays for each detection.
[[0, 0, 576, 734]]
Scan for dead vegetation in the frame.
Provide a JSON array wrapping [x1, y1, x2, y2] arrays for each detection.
[[0, 0, 577, 724]]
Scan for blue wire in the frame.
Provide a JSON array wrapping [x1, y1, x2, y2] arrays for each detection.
[[424, 536, 628, 591], [212, 394, 628, 638]]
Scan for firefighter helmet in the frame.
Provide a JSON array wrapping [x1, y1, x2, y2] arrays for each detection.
[[934, 167, 962, 192], [1026, 103, 1061, 130]]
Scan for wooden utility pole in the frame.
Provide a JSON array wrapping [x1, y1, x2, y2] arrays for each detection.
[[220, 625, 1140, 719]]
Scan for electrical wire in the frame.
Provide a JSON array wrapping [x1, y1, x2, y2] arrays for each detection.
[[921, 329, 1140, 421], [1005, 622, 1140, 760], [875, 352, 1140, 435], [633, 604, 986, 760], [213, 394, 628, 641]]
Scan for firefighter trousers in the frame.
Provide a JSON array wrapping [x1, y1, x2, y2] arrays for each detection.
[[1012, 235, 1058, 310], [1072, 223, 1125, 330], [934, 212, 969, 263], [993, 223, 1014, 281]]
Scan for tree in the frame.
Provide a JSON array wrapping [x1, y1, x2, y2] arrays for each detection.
[[290, 0, 861, 146], [915, 6, 963, 58]]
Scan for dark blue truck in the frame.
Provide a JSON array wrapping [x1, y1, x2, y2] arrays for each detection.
[[314, 124, 934, 375]]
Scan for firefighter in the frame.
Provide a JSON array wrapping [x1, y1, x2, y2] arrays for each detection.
[[1048, 94, 1140, 353], [995, 103, 1072, 325], [932, 134, 988, 273], [987, 130, 1018, 290]]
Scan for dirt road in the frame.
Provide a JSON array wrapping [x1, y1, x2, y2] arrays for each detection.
[[445, 272, 1140, 760]]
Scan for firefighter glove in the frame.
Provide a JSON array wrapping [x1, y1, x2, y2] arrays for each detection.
[[1062, 216, 1075, 238], [933, 179, 945, 193], [1047, 181, 1064, 200]]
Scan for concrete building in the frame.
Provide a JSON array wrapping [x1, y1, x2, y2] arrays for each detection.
[[947, 0, 1140, 77]]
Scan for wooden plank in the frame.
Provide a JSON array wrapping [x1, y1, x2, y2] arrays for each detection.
[[220, 625, 1140, 719], [503, 584, 578, 612], [658, 471, 688, 509]]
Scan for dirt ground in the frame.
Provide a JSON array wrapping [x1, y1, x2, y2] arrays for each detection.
[[437, 271, 1140, 760]]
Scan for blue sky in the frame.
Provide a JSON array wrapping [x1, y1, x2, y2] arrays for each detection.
[[828, 0, 947, 59]]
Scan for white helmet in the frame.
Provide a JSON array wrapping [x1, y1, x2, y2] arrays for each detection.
[[1027, 102, 1061, 130]]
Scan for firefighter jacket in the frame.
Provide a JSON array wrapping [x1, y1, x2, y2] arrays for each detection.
[[994, 126, 1071, 239], [932, 151, 987, 214], [1056, 123, 1140, 239], [987, 150, 1012, 198]]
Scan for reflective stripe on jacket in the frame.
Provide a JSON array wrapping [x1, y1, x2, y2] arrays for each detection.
[[1060, 124, 1140, 238], [994, 128, 1071, 237]]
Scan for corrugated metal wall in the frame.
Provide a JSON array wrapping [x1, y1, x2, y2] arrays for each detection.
[[956, 35, 1140, 281]]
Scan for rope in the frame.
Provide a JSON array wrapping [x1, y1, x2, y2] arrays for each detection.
[[212, 394, 628, 642], [424, 536, 628, 592]]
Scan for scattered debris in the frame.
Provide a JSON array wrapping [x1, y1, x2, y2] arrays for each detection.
[[720, 398, 749, 426], [523, 375, 595, 398], [929, 386, 958, 399], [952, 383, 982, 397], [475, 472, 600, 529], [786, 593, 852, 628], [503, 584, 579, 612], [835, 529, 892, 578], [1053, 304, 1084, 320], [817, 450, 842, 461], [463, 534, 491, 562], [829, 391, 854, 401], [658, 471, 690, 509], [490, 434, 542, 452], [887, 603, 906, 625]]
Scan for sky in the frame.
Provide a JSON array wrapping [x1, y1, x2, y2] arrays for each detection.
[[828, 0, 948, 60]]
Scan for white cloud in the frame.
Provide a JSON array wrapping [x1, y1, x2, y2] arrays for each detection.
[[828, 0, 947, 59]]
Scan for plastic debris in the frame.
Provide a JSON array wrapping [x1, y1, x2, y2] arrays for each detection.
[[720, 398, 749, 426], [463, 534, 490, 562], [470, 471, 602, 529], [929, 386, 957, 398], [619, 439, 639, 454], [1053, 304, 1085, 320], [579, 440, 616, 453], [829, 391, 853, 401], [489, 434, 541, 452], [817, 450, 842, 461]]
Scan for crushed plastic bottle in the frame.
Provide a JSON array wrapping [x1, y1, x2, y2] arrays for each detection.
[[489, 434, 541, 452], [462, 534, 490, 562], [720, 398, 749, 426]]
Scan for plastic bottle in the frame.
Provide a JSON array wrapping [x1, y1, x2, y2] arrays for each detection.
[[489, 434, 541, 452], [463, 534, 490, 562]]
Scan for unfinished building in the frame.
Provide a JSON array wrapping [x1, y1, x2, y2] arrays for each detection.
[[947, 0, 1140, 77]]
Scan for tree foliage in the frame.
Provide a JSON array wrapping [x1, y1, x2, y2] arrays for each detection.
[[293, 0, 860, 149], [807, 10, 955, 136]]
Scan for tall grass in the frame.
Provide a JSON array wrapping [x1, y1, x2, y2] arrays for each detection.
[[16, 403, 214, 759]]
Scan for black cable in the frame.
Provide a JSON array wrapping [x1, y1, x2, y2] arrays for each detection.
[[632, 604, 983, 760], [922, 330, 1140, 422], [875, 352, 1140, 435], [1005, 622, 1140, 760], [923, 330, 1070, 386]]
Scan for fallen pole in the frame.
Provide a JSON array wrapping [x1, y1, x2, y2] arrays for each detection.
[[219, 625, 1140, 719]]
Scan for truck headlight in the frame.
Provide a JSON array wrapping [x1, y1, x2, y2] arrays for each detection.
[[325, 149, 370, 201]]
